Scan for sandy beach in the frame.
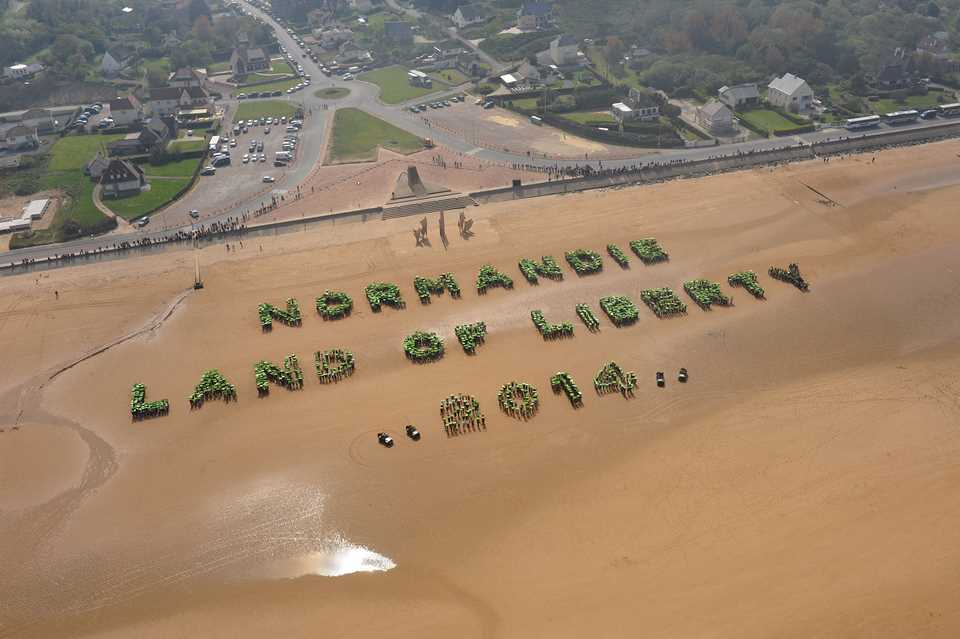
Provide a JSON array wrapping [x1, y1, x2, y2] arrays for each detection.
[[2, 140, 960, 638]]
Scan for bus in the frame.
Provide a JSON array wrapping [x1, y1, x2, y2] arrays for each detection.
[[844, 115, 881, 130], [883, 109, 919, 125], [939, 103, 960, 117], [208, 135, 221, 153]]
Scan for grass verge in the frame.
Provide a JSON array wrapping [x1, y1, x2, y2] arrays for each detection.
[[328, 107, 424, 163], [358, 65, 439, 104], [235, 100, 298, 120], [103, 177, 192, 221]]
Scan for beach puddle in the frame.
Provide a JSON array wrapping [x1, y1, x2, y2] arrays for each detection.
[[263, 536, 396, 578]]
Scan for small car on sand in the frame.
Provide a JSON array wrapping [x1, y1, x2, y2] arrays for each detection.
[[378, 432, 394, 448]]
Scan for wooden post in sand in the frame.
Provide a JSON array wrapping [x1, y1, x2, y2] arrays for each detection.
[[194, 254, 204, 290]]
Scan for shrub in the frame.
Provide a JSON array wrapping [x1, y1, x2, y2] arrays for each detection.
[[130, 383, 169, 420], [441, 393, 485, 437], [316, 290, 353, 319], [414, 272, 461, 303], [594, 362, 637, 397], [629, 238, 669, 264], [550, 372, 583, 407], [607, 244, 630, 268], [366, 281, 405, 311], [189, 370, 237, 408], [254, 354, 304, 395], [477, 264, 513, 294], [403, 330, 444, 362], [315, 349, 355, 383], [531, 310, 574, 339], [683, 279, 732, 310], [498, 381, 539, 418], [565, 249, 603, 275], [258, 298, 302, 331], [575, 303, 600, 331], [728, 271, 765, 299], [454, 322, 487, 353], [518, 256, 564, 284], [640, 288, 687, 317], [769, 263, 809, 291], [599, 296, 639, 326]]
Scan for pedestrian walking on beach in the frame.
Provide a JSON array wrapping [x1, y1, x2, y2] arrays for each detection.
[[54, 290, 58, 299]]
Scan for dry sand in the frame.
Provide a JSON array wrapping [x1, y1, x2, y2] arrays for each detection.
[[2, 141, 960, 637]]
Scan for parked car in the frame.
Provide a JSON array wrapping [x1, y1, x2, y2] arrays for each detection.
[[200, 165, 216, 175], [262, 175, 275, 183], [656, 371, 665, 387], [377, 432, 394, 448], [189, 210, 200, 219], [678, 368, 688, 383], [405, 425, 421, 441]]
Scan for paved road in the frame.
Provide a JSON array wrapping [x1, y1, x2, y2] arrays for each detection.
[[3, 0, 957, 265]]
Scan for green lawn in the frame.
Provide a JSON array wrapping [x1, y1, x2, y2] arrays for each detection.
[[358, 65, 439, 104], [48, 133, 125, 171], [868, 94, 940, 115], [235, 100, 298, 120], [328, 107, 425, 163], [240, 77, 300, 93], [167, 138, 206, 153], [315, 87, 351, 100], [208, 61, 232, 74], [738, 109, 804, 133], [103, 177, 192, 221], [430, 68, 470, 86], [587, 46, 645, 90], [559, 110, 617, 125], [142, 57, 170, 75], [142, 157, 202, 178]]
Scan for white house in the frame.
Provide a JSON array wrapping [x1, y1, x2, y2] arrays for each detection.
[[696, 100, 733, 134], [4, 63, 43, 80], [767, 73, 813, 113], [149, 86, 210, 118], [611, 102, 659, 123], [718, 83, 760, 110], [549, 34, 578, 66], [108, 95, 144, 126], [452, 5, 486, 29], [0, 124, 40, 151], [99, 159, 147, 198]]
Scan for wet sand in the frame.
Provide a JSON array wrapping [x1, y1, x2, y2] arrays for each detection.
[[2, 141, 960, 637]]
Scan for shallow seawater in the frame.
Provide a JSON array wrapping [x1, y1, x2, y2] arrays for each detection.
[[261, 535, 396, 578]]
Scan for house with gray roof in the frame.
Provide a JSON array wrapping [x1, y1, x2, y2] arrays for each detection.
[[767, 73, 813, 113], [718, 83, 760, 110]]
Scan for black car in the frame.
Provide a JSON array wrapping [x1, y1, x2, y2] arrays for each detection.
[[378, 432, 394, 448], [405, 425, 421, 441], [656, 372, 665, 387], [678, 368, 688, 383]]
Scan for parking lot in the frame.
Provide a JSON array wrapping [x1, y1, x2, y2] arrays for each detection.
[[149, 107, 310, 229], [412, 100, 648, 160]]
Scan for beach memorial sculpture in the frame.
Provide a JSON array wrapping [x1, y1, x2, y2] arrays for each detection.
[[498, 381, 539, 419], [258, 298, 302, 331], [458, 211, 474, 238], [564, 249, 604, 275], [365, 282, 405, 311], [530, 310, 574, 339], [769, 263, 809, 291], [316, 290, 354, 320], [413, 217, 428, 246], [599, 296, 639, 326], [550, 372, 583, 407], [594, 362, 638, 397], [640, 288, 687, 318], [454, 322, 487, 354], [727, 271, 765, 299], [254, 354, 304, 396], [683, 279, 733, 310], [607, 244, 630, 268], [576, 303, 600, 331], [629, 238, 669, 264], [476, 264, 514, 294], [440, 393, 485, 437], [130, 383, 169, 420], [518, 256, 564, 284], [189, 370, 237, 408], [403, 330, 444, 363], [315, 348, 355, 383], [413, 272, 461, 304]]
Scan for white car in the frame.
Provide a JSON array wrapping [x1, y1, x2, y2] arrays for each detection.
[[259, 153, 266, 162], [262, 175, 275, 183], [242, 154, 250, 163]]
